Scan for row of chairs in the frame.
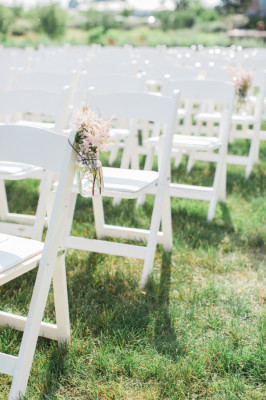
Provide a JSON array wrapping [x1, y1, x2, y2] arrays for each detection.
[[1, 89, 180, 398], [1, 48, 265, 398], [1, 65, 265, 173], [0, 70, 265, 245], [1, 43, 265, 72], [0, 78, 240, 396]]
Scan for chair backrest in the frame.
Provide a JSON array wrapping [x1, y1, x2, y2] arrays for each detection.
[[164, 79, 235, 104], [164, 79, 235, 139], [251, 69, 266, 127], [0, 125, 70, 172], [32, 56, 83, 74], [0, 52, 32, 71], [73, 73, 145, 111], [86, 90, 179, 174], [205, 66, 234, 82], [0, 68, 16, 90], [84, 60, 137, 76], [0, 87, 70, 132], [78, 72, 144, 93], [0, 123, 76, 283], [87, 91, 178, 123], [143, 64, 198, 82], [13, 70, 77, 92], [242, 56, 266, 72]]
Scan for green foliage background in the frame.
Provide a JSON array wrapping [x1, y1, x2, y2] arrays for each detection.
[[0, 2, 265, 48]]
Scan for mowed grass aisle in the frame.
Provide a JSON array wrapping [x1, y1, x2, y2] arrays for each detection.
[[0, 138, 265, 399]]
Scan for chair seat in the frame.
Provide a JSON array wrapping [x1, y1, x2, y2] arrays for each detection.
[[17, 120, 55, 130], [231, 114, 255, 124], [195, 111, 255, 125], [103, 167, 158, 198], [172, 135, 221, 151], [68, 167, 159, 199], [0, 161, 43, 180], [0, 233, 43, 275], [177, 108, 186, 117], [195, 111, 222, 122], [147, 134, 221, 151], [109, 128, 129, 140], [0, 120, 55, 181]]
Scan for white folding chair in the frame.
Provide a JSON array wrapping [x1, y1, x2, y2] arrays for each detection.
[[0, 124, 76, 400], [73, 72, 145, 111], [229, 69, 266, 178], [64, 91, 180, 288], [0, 67, 16, 91], [143, 64, 199, 94], [74, 74, 146, 167], [142, 80, 235, 221], [0, 87, 70, 240], [84, 59, 137, 77], [194, 70, 266, 178]]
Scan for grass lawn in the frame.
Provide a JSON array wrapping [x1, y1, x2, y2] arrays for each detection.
[[1, 27, 266, 48], [0, 137, 265, 399]]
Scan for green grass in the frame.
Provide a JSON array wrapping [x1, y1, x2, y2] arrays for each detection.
[[0, 138, 265, 399], [1, 26, 266, 48]]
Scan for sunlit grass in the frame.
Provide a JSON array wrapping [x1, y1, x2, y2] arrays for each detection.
[[0, 138, 265, 399]]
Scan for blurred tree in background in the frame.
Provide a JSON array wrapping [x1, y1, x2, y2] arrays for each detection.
[[84, 9, 121, 32], [0, 0, 265, 48], [37, 4, 67, 38], [175, 0, 190, 9], [218, 0, 253, 14], [0, 5, 14, 36]]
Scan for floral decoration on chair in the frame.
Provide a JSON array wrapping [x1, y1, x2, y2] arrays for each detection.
[[228, 67, 253, 113], [72, 107, 112, 197]]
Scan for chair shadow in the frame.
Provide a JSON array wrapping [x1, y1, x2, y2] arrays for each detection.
[[171, 201, 235, 248], [152, 251, 181, 361], [38, 341, 69, 400], [219, 202, 233, 226], [69, 248, 180, 359]]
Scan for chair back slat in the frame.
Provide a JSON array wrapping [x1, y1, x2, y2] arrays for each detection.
[[87, 91, 177, 123], [165, 79, 235, 104], [0, 88, 69, 117], [0, 125, 69, 173]]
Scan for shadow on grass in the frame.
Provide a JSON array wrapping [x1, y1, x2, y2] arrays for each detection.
[[5, 179, 39, 214], [19, 249, 178, 396], [171, 201, 235, 248], [171, 194, 265, 254], [38, 342, 69, 400], [66, 249, 181, 360], [226, 166, 266, 198], [153, 251, 180, 361]]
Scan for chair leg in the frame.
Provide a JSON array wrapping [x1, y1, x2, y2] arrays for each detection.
[[8, 258, 59, 399], [108, 143, 120, 165], [113, 128, 139, 207], [173, 150, 182, 168], [140, 184, 166, 288], [245, 133, 260, 179], [53, 254, 70, 342], [217, 162, 227, 203], [207, 152, 227, 221], [64, 192, 78, 238], [92, 195, 105, 239], [161, 187, 172, 251], [31, 172, 54, 241], [136, 147, 155, 207], [186, 151, 195, 173], [207, 193, 217, 222], [0, 179, 9, 220]]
